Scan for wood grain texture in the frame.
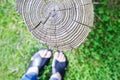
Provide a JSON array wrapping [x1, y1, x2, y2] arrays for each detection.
[[16, 0, 94, 50]]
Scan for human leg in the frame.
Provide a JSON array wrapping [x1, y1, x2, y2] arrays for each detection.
[[49, 52, 67, 80], [21, 72, 37, 80], [21, 49, 52, 80]]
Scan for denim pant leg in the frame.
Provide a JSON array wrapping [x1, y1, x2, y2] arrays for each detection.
[[49, 77, 59, 80], [21, 72, 37, 80]]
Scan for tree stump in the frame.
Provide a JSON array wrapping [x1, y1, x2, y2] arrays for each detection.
[[16, 0, 94, 50]]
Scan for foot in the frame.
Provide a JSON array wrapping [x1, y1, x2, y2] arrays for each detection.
[[26, 49, 52, 75], [50, 52, 67, 80]]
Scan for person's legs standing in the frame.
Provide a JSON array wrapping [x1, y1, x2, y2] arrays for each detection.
[[20, 49, 67, 80]]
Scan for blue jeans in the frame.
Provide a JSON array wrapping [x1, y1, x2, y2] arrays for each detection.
[[21, 72, 58, 80]]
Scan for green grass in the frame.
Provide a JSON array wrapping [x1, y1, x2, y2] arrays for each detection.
[[0, 0, 120, 80]]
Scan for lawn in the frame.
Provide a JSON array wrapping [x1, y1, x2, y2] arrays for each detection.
[[0, 0, 120, 80]]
